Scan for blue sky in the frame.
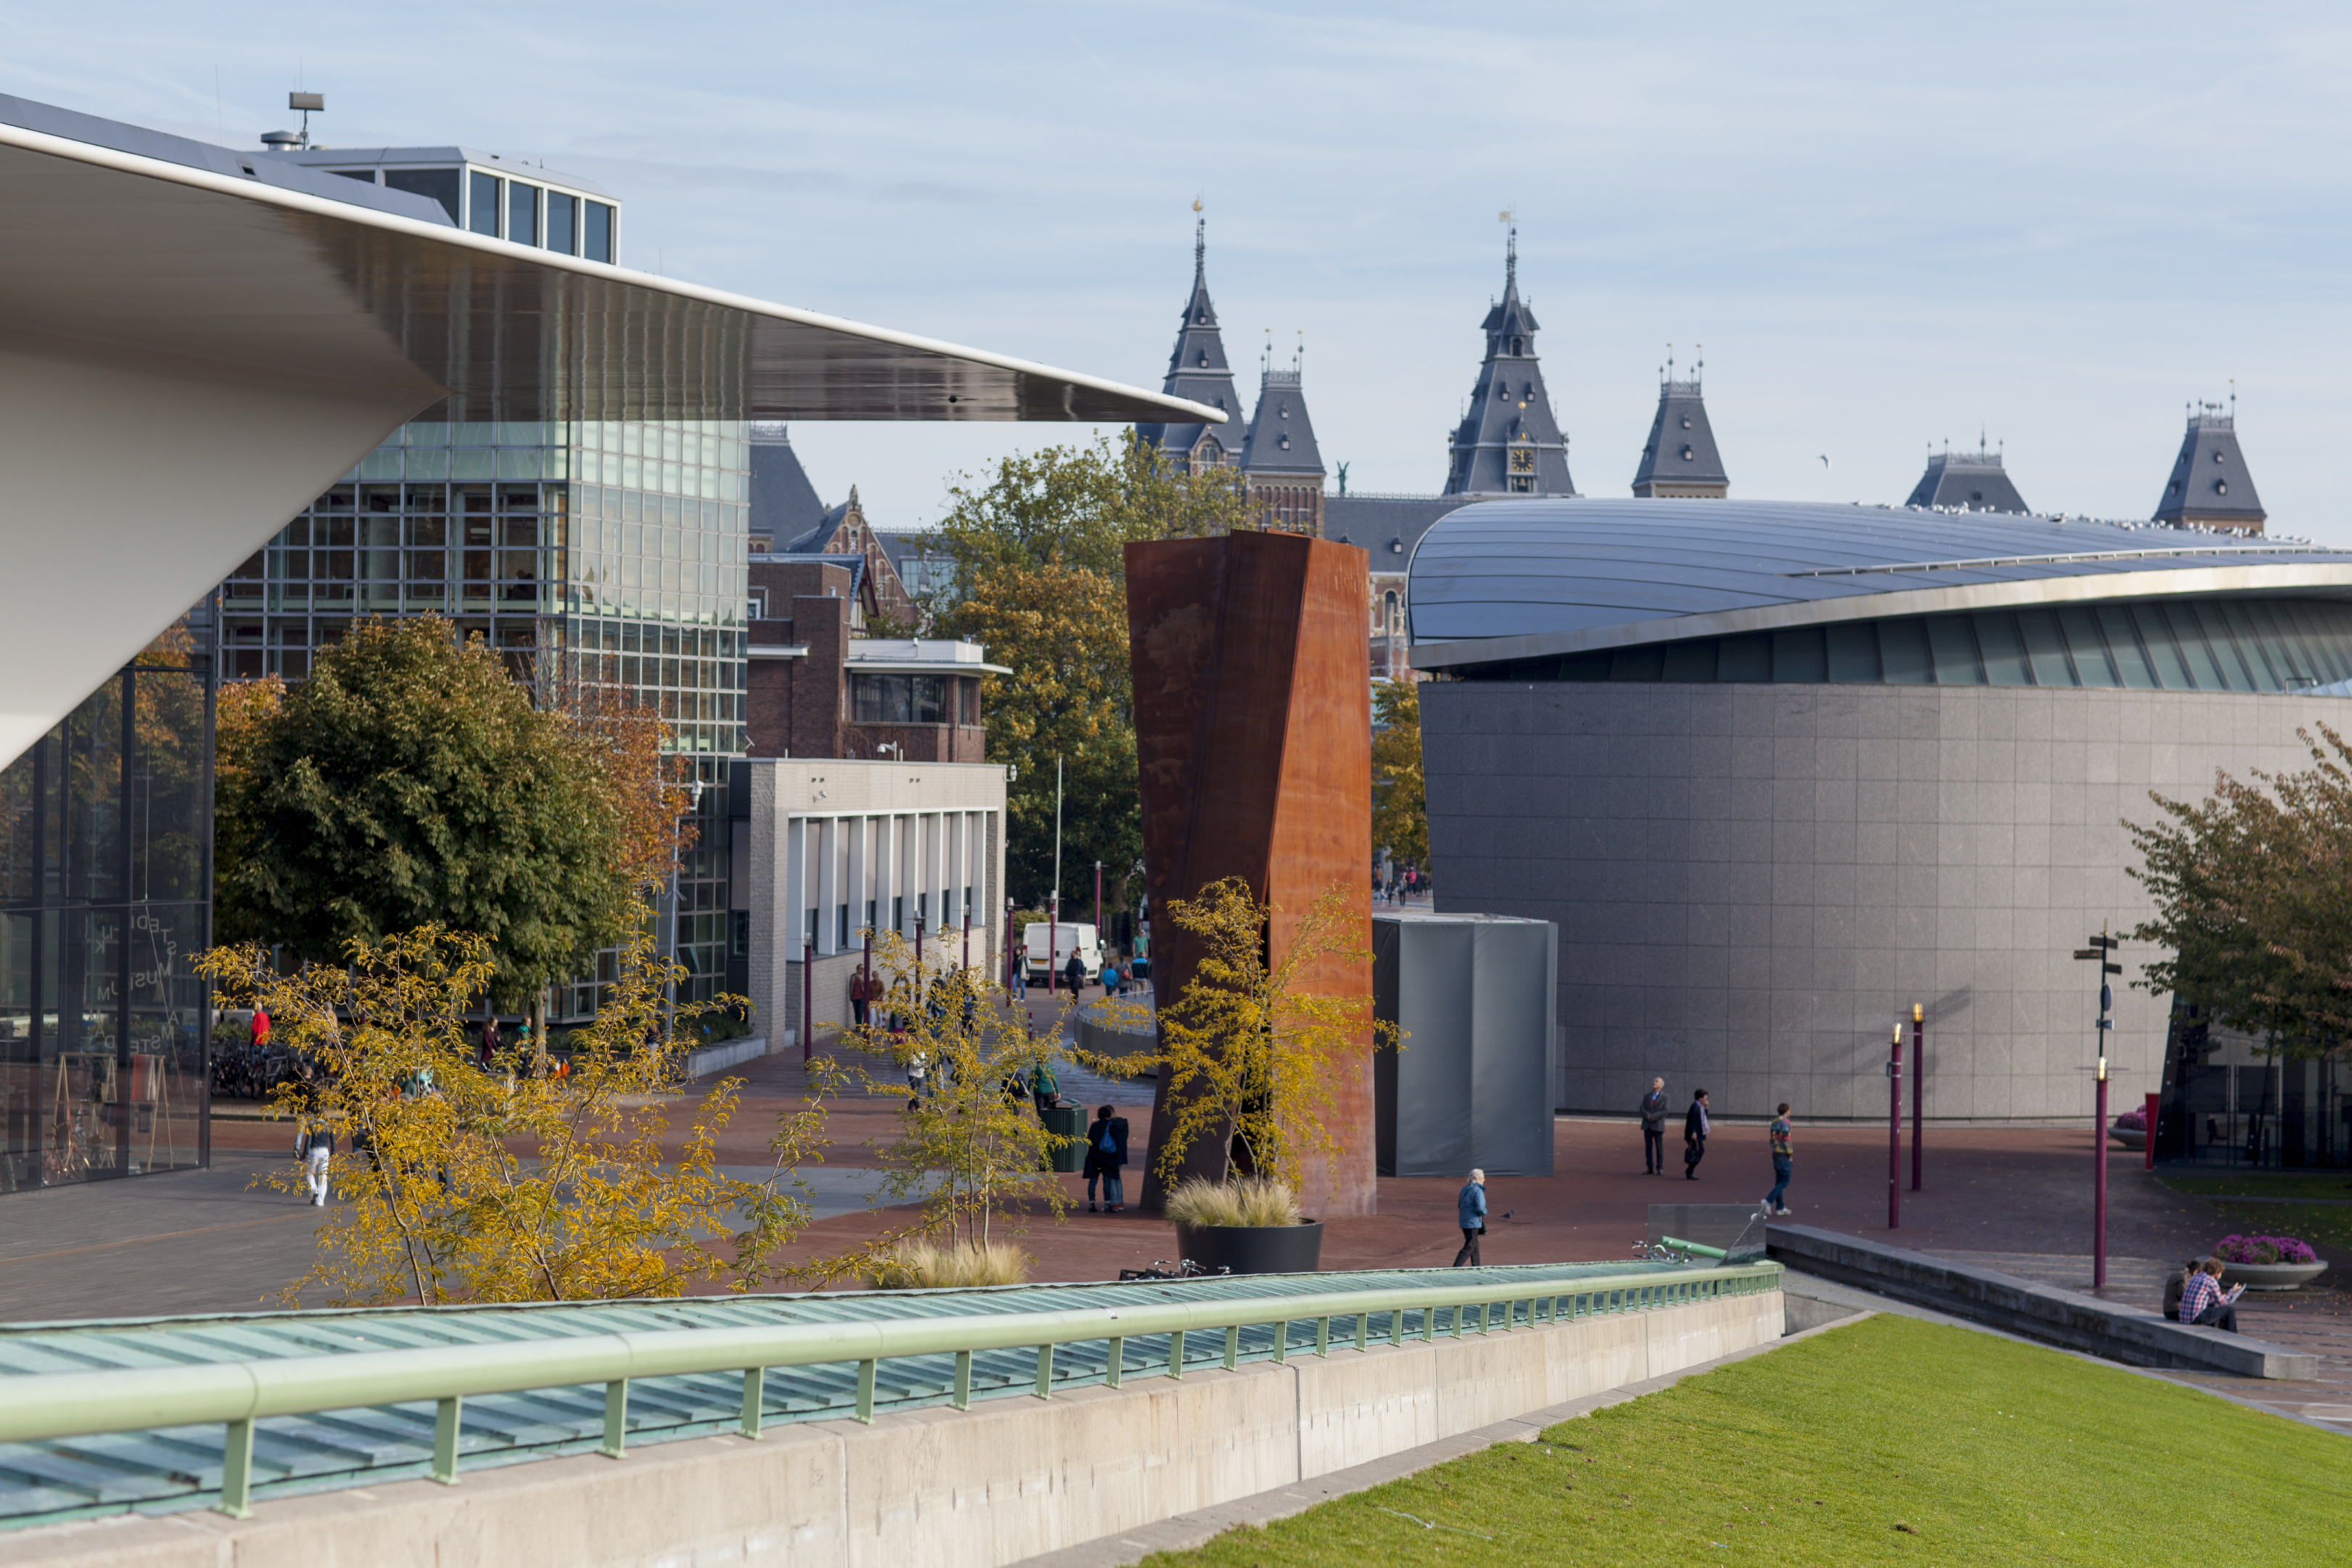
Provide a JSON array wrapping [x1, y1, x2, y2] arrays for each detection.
[[9, 4, 2349, 539]]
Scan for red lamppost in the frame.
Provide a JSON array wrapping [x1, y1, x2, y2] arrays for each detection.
[[1887, 1021, 1903, 1231], [1911, 1002, 1925, 1192], [2074, 928, 2124, 1291]]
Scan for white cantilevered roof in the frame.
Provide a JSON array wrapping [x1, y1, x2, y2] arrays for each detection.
[[0, 97, 1222, 767], [1409, 498, 2352, 670]]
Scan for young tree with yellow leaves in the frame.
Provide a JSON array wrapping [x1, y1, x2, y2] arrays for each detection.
[[1143, 878, 1399, 1194], [201, 925, 820, 1305]]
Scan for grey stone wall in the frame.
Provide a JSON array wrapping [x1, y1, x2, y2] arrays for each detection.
[[1423, 680, 2352, 1123]]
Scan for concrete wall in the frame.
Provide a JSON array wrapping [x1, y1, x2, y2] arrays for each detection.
[[15, 1290, 1779, 1568], [1423, 680, 2352, 1121]]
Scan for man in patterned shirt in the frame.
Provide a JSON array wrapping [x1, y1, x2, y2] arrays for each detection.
[[1764, 1103, 1794, 1216], [2178, 1258, 2243, 1332]]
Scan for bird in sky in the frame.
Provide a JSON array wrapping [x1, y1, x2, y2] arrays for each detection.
[[1818, 455, 1832, 469]]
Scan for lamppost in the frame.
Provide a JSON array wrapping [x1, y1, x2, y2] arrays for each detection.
[[1886, 1021, 1903, 1231], [1911, 1002, 1925, 1192], [661, 776, 704, 1039], [2074, 928, 2124, 1290]]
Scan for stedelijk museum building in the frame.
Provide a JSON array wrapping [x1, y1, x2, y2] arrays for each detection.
[[1408, 498, 2352, 1158]]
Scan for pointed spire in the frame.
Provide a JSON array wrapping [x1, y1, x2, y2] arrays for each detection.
[[1504, 218, 1517, 296], [1633, 350, 1727, 498], [1136, 201, 1244, 471], [2153, 392, 2265, 532], [1192, 197, 1205, 286], [1448, 225, 1574, 497]]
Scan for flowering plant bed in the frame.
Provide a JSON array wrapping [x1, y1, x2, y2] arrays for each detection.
[[2214, 1234, 2327, 1292], [2108, 1107, 2146, 1148]]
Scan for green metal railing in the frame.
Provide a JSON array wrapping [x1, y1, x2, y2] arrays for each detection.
[[0, 1261, 1778, 1518]]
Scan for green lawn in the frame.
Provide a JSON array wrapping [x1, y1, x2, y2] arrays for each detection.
[[2157, 1171, 2352, 1200], [1142, 1314, 2341, 1568], [2212, 1202, 2352, 1252]]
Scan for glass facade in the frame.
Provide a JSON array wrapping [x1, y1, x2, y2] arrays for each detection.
[[1466, 596, 2352, 693], [0, 652, 214, 1192], [220, 416, 751, 1017]]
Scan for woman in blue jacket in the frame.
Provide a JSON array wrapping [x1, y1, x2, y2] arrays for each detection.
[[1453, 1169, 1487, 1266]]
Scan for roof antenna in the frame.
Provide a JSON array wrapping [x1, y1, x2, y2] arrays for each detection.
[[1192, 196, 1205, 281], [1295, 328, 1305, 376], [1499, 209, 1517, 292], [1694, 342, 1704, 389], [2230, 377, 2237, 420]]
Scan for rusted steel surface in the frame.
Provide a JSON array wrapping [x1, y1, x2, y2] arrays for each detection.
[[1126, 532, 1375, 1218]]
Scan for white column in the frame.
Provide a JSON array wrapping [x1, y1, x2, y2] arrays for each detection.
[[817, 817, 840, 956], [783, 814, 809, 954], [846, 814, 871, 944]]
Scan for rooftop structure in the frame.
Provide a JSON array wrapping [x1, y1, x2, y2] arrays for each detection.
[[1630, 355, 1727, 498], [268, 144, 617, 260], [1239, 348, 1327, 532], [1443, 228, 1574, 498], [2154, 399, 2266, 535], [1135, 210, 1249, 472], [1904, 440, 2029, 513], [747, 423, 828, 553]]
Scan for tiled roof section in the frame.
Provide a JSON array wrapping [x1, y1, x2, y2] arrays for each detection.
[[1240, 364, 1325, 478], [1631, 379, 1727, 494], [1443, 236, 1575, 498], [2154, 408, 2266, 527], [1136, 217, 1244, 457], [748, 423, 827, 548], [1325, 493, 1469, 566], [1904, 447, 2029, 513]]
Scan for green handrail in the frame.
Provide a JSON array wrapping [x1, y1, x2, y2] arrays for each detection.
[[0, 1260, 1779, 1517]]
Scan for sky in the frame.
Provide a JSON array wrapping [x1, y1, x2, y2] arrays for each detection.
[[8, 3, 2351, 540]]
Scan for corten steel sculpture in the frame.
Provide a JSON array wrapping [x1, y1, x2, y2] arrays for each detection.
[[1126, 531, 1376, 1218]]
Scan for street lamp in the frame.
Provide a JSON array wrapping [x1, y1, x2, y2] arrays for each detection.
[[2073, 926, 2124, 1290]]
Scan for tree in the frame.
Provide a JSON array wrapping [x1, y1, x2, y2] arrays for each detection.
[[200, 924, 820, 1305], [1371, 679, 1429, 871], [923, 433, 1257, 915], [1143, 877, 1398, 1193], [2127, 725, 2352, 1060], [218, 617, 639, 1013]]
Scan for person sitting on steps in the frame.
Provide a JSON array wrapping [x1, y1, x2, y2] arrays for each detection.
[[2177, 1257, 2245, 1333]]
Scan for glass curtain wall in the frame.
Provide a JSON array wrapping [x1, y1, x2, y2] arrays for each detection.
[[0, 650, 214, 1192], [219, 416, 750, 1020]]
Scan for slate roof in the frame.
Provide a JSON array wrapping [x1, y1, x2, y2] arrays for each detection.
[[2154, 408, 2266, 528], [1240, 365, 1326, 478], [1904, 446, 2029, 513], [1443, 236, 1575, 498], [748, 424, 828, 548], [1406, 498, 2352, 664], [1325, 494, 1470, 568], [1632, 378, 1728, 495], [1135, 217, 1245, 463]]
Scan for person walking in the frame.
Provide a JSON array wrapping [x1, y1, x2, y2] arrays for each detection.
[[303, 1122, 334, 1207], [1062, 949, 1085, 998], [1765, 1103, 1794, 1215], [1640, 1077, 1668, 1175], [905, 1049, 929, 1110], [849, 968, 872, 1030], [2178, 1258, 2245, 1332], [1085, 1103, 1129, 1212], [1453, 1168, 1487, 1266], [479, 1015, 500, 1070], [1683, 1088, 1710, 1179], [1031, 1058, 1062, 1113]]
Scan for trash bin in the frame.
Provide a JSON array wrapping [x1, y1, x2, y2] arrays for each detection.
[[1042, 1103, 1086, 1172]]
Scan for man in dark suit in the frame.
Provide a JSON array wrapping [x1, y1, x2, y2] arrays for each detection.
[[1086, 1104, 1130, 1212], [1683, 1088, 1711, 1179], [1640, 1078, 1669, 1174]]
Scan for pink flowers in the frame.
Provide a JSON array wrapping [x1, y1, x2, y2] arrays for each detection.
[[2113, 1108, 2147, 1132], [2213, 1234, 2318, 1266]]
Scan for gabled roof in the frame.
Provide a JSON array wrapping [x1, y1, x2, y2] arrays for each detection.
[[1444, 232, 1574, 498], [1632, 376, 1727, 495], [1325, 493, 1469, 566], [2155, 405, 2266, 529], [748, 422, 827, 548], [1240, 363, 1325, 478], [1904, 445, 2029, 513], [1136, 215, 1247, 458]]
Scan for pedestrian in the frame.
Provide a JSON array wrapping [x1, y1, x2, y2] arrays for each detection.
[[1765, 1102, 1793, 1215], [1010, 949, 1027, 1000], [2177, 1258, 2245, 1332], [1683, 1088, 1710, 1179], [1453, 1169, 1487, 1266], [303, 1122, 334, 1207], [1085, 1103, 1128, 1212], [251, 1007, 271, 1049], [1062, 950, 1085, 996], [1640, 1076, 1668, 1175], [1031, 1058, 1062, 1113], [849, 968, 871, 1030], [906, 1049, 928, 1110]]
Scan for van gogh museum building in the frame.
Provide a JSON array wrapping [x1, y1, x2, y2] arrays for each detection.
[[1409, 499, 2352, 1160]]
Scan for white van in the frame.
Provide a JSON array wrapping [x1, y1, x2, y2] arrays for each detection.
[[1023, 922, 1105, 986]]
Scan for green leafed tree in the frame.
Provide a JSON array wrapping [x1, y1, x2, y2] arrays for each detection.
[[217, 616, 638, 1012], [922, 432, 1257, 915], [1371, 678, 1429, 872]]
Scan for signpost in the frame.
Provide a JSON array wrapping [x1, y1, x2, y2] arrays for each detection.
[[2072, 928, 2124, 1291]]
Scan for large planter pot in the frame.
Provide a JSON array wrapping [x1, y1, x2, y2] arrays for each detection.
[[2109, 1127, 2146, 1150], [1174, 1219, 1324, 1276], [2221, 1258, 2328, 1292]]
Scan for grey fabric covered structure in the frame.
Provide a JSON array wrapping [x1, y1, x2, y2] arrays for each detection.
[[1373, 912, 1559, 1176], [1443, 231, 1574, 499], [1632, 374, 1727, 498], [2154, 405, 2266, 533], [1904, 445, 2029, 513]]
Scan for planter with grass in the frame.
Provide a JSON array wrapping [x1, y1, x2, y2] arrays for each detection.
[[2215, 1234, 2326, 1292], [1166, 1176, 1322, 1275]]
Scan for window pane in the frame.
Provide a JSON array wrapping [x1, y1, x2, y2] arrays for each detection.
[[585, 202, 614, 263], [1606, 645, 1664, 681], [1973, 611, 2034, 686], [1659, 638, 1718, 682], [2095, 606, 2158, 688], [2055, 606, 2118, 686], [508, 183, 538, 246], [469, 171, 500, 236], [1770, 627, 1826, 682], [2015, 608, 2077, 687], [2201, 601, 2273, 691], [2158, 603, 2224, 690], [547, 192, 577, 255], [1717, 635, 1770, 682], [387, 168, 462, 224], [1877, 619, 1932, 684], [1924, 615, 1984, 685], [1823, 623, 1880, 682]]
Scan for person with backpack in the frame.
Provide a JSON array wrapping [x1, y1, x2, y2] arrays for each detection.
[[1085, 1104, 1129, 1212]]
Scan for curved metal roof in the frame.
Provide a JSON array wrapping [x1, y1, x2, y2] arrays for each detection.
[[1408, 498, 2352, 670]]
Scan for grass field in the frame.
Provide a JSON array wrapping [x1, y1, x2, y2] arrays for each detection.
[[2211, 1202, 2352, 1251], [1142, 1314, 2342, 1568], [2158, 1171, 2352, 1200]]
